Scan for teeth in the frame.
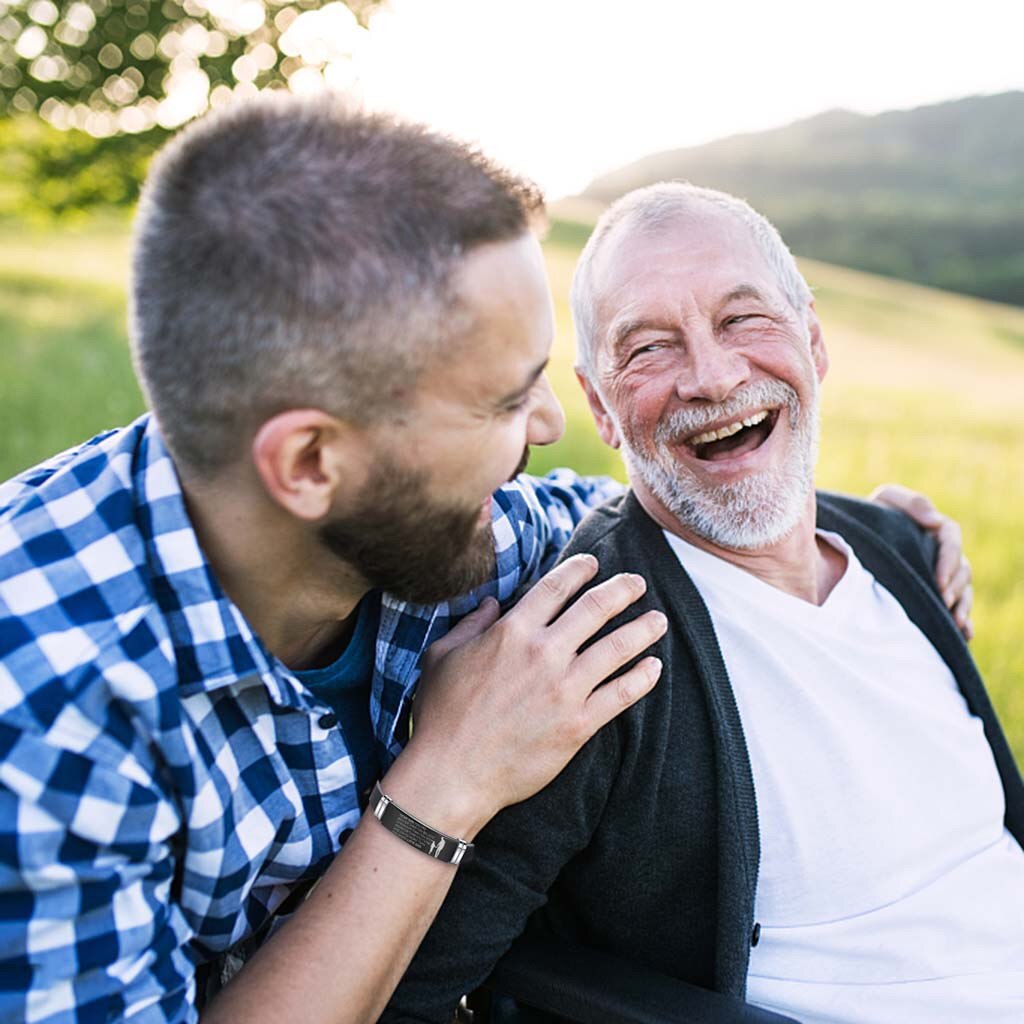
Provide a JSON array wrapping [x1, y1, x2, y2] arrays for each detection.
[[689, 409, 769, 446]]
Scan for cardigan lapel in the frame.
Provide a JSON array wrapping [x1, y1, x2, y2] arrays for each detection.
[[622, 493, 761, 995]]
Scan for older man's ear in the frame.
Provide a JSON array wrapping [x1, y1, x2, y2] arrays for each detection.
[[576, 370, 622, 450]]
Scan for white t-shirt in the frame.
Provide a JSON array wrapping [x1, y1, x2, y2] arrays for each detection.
[[665, 529, 1024, 1023]]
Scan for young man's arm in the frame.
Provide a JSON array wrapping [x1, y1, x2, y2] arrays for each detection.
[[200, 554, 666, 1024], [500, 472, 972, 630], [378, 672, 626, 1024], [0, 558, 662, 1024], [868, 483, 974, 637]]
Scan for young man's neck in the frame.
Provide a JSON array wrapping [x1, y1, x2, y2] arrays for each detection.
[[634, 483, 845, 606], [181, 473, 369, 671]]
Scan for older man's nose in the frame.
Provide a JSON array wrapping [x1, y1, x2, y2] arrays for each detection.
[[674, 336, 750, 405]]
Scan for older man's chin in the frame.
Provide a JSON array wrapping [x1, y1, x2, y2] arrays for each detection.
[[625, 450, 815, 552]]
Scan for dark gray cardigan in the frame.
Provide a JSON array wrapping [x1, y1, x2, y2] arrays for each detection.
[[384, 491, 1024, 1022]]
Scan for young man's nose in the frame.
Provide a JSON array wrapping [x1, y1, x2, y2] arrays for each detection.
[[527, 376, 566, 447]]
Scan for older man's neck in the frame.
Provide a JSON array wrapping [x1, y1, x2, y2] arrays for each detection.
[[635, 486, 846, 606]]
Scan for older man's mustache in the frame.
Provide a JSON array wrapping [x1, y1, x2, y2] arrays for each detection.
[[653, 380, 800, 446]]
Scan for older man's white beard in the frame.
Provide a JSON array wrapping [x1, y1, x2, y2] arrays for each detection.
[[622, 378, 820, 550]]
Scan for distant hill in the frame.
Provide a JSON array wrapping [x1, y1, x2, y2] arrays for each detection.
[[581, 92, 1024, 306]]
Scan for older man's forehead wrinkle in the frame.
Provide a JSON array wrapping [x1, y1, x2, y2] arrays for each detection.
[[718, 282, 794, 318]]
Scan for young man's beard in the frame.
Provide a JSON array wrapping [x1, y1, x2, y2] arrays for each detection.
[[318, 457, 500, 605]]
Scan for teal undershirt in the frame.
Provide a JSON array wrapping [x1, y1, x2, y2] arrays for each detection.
[[294, 592, 381, 804]]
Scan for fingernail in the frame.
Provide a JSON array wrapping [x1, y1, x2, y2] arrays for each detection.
[[646, 657, 663, 681], [580, 554, 598, 569], [629, 573, 647, 592], [651, 610, 668, 631], [943, 589, 954, 607]]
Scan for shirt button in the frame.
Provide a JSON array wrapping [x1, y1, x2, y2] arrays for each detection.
[[751, 922, 761, 947], [318, 713, 338, 730]]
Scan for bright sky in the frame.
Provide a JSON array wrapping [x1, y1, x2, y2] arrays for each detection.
[[349, 0, 1024, 198]]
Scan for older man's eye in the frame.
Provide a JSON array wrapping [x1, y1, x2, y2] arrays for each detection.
[[629, 341, 666, 359]]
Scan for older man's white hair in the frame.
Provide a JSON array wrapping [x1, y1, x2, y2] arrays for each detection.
[[570, 182, 814, 377]]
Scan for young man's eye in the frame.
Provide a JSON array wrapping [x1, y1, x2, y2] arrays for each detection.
[[503, 396, 530, 413]]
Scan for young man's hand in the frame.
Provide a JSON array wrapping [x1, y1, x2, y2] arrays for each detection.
[[384, 554, 666, 836], [869, 483, 973, 640]]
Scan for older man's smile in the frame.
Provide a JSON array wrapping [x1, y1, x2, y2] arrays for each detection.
[[682, 407, 780, 462]]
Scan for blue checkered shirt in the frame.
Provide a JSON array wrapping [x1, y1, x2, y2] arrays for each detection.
[[0, 415, 621, 1023]]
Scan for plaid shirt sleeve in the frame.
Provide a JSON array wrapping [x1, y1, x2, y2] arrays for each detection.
[[1, 445, 624, 1020], [492, 469, 624, 599], [0, 430, 205, 1023], [0, 625, 198, 1023], [0, 717, 194, 1023]]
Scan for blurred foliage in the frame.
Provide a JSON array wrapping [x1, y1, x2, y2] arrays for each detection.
[[585, 92, 1024, 308], [0, 114, 164, 218], [0, 0, 383, 132], [0, 0, 385, 219]]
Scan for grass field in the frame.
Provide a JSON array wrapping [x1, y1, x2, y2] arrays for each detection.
[[2, 221, 1024, 759]]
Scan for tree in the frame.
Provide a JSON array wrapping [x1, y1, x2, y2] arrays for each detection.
[[0, 0, 385, 216], [0, 0, 384, 133]]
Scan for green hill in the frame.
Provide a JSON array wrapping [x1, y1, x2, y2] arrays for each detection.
[[582, 92, 1024, 306]]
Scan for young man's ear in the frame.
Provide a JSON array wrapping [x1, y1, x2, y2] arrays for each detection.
[[576, 369, 621, 450], [807, 301, 829, 382], [251, 410, 366, 521]]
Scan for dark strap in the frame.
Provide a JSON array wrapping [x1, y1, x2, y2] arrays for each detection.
[[482, 933, 799, 1024], [370, 782, 474, 865]]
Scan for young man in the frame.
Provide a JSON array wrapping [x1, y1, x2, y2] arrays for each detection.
[[0, 103, 967, 1024]]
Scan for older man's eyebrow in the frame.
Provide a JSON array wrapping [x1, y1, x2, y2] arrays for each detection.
[[720, 284, 771, 307], [496, 358, 548, 406]]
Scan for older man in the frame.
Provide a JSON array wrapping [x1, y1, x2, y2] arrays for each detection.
[[384, 184, 1024, 1023]]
